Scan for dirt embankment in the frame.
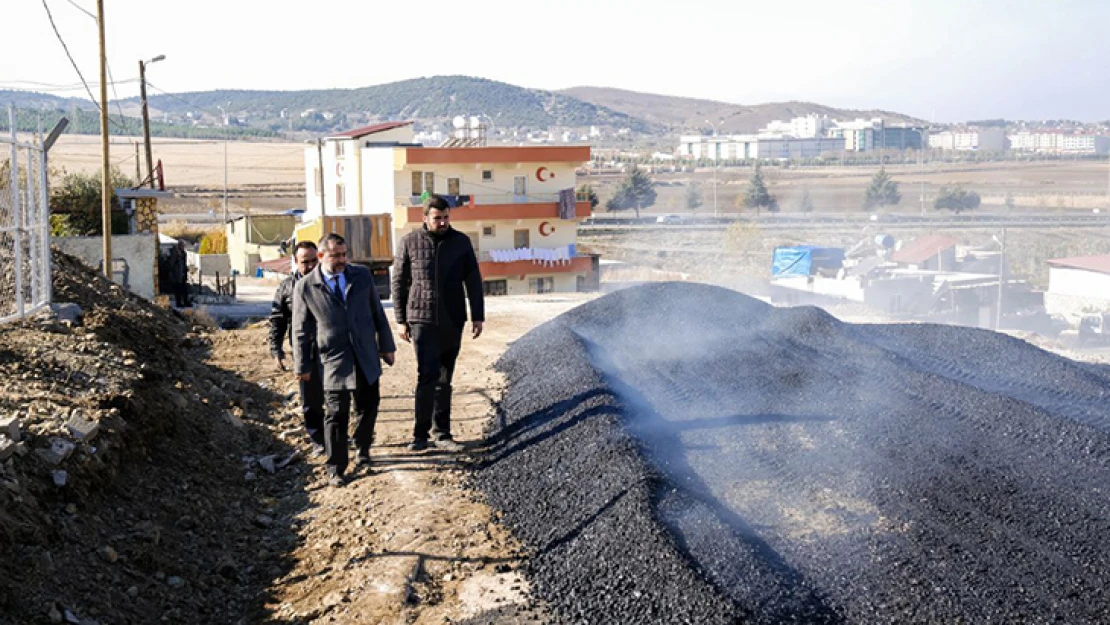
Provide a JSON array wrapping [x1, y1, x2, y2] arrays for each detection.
[[0, 252, 300, 624]]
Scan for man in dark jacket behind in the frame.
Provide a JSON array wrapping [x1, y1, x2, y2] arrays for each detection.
[[392, 194, 485, 452], [269, 240, 324, 455]]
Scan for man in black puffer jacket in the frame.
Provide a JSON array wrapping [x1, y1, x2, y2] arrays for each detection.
[[269, 240, 325, 455], [392, 194, 485, 452]]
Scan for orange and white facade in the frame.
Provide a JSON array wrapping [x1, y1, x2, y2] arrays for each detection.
[[304, 122, 593, 295]]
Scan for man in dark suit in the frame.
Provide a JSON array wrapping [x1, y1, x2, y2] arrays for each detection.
[[293, 233, 396, 486], [392, 194, 485, 452], [269, 240, 325, 456]]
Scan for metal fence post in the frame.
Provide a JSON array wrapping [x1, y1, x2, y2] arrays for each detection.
[[8, 106, 22, 317]]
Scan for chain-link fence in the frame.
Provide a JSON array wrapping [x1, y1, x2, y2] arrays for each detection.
[[1, 125, 51, 324]]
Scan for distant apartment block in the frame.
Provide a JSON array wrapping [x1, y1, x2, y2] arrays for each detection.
[[678, 134, 845, 160], [1007, 132, 1110, 155], [680, 113, 926, 158], [877, 125, 927, 150], [761, 114, 834, 139], [928, 128, 1008, 151]]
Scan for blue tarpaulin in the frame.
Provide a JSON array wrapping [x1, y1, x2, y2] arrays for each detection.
[[772, 246, 845, 277]]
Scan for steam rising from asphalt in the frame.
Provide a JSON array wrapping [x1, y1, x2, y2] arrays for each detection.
[[563, 282, 1110, 622]]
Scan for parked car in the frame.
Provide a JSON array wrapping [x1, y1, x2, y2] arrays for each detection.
[[1079, 313, 1110, 345], [656, 214, 685, 224], [281, 208, 306, 218]]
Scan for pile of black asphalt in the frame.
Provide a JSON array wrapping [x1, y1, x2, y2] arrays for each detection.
[[471, 282, 1110, 624]]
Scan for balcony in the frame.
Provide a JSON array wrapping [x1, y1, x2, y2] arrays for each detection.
[[479, 248, 594, 277], [394, 194, 591, 223]]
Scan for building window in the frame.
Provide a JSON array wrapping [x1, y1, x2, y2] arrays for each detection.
[[482, 225, 495, 237], [484, 280, 507, 297], [313, 167, 322, 196], [336, 184, 346, 208], [528, 277, 554, 294], [482, 170, 493, 182], [513, 176, 527, 196], [448, 177, 460, 196], [335, 141, 346, 158], [514, 229, 530, 249], [411, 171, 423, 196], [424, 172, 435, 194]]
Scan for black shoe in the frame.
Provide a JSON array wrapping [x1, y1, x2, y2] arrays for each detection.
[[432, 437, 464, 452], [407, 439, 428, 451]]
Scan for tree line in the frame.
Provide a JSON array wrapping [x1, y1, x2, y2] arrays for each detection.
[[593, 166, 988, 216]]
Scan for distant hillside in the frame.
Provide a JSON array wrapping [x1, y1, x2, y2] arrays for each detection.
[[144, 76, 658, 135], [0, 90, 96, 112], [560, 86, 924, 133]]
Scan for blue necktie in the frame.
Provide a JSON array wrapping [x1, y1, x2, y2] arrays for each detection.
[[332, 275, 344, 303]]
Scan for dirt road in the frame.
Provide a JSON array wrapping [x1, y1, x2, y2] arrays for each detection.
[[204, 294, 593, 623]]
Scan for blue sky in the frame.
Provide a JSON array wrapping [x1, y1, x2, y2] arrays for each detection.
[[3, 0, 1107, 122]]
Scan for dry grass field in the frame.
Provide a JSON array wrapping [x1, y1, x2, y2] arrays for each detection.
[[45, 134, 306, 213], [588, 160, 1110, 216]]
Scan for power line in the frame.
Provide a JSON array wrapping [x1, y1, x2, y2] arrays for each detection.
[[62, 0, 96, 20], [0, 79, 140, 94], [144, 81, 227, 121], [40, 0, 98, 111], [106, 61, 136, 135]]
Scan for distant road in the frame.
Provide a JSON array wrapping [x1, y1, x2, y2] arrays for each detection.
[[579, 212, 1110, 232], [159, 212, 244, 224]]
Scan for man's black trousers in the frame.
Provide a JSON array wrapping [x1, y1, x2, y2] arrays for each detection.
[[410, 323, 462, 441], [323, 361, 380, 476]]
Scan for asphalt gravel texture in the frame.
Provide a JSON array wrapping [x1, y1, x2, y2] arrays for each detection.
[[472, 282, 1110, 624]]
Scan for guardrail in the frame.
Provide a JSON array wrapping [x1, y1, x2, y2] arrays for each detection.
[[579, 212, 1110, 231], [398, 192, 589, 207]]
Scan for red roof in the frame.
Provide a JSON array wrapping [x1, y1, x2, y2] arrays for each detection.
[[891, 235, 960, 265], [331, 121, 413, 139], [256, 257, 293, 275], [1047, 254, 1110, 275]]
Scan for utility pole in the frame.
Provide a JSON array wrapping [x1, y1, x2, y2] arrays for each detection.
[[706, 119, 722, 217], [317, 137, 326, 216], [995, 227, 1007, 330], [223, 140, 229, 222], [96, 0, 111, 278], [139, 56, 165, 189]]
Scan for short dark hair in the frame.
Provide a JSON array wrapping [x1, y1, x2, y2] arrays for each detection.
[[318, 233, 346, 251], [293, 240, 317, 255], [422, 194, 451, 216]]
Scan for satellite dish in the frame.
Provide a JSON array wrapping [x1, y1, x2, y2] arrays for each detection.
[[452, 116, 466, 129]]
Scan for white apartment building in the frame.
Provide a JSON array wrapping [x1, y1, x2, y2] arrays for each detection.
[[1008, 132, 1110, 155], [678, 134, 844, 160], [760, 114, 834, 139], [928, 128, 1007, 151], [826, 119, 882, 152]]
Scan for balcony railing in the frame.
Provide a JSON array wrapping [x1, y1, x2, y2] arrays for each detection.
[[478, 245, 579, 264], [398, 192, 590, 207]]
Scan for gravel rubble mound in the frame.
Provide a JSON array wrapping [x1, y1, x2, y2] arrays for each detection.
[[474, 281, 1110, 624]]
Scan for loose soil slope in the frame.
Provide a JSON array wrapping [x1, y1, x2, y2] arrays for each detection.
[[0, 252, 298, 624]]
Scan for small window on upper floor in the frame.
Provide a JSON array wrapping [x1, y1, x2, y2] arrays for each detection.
[[482, 170, 493, 182], [335, 141, 346, 158]]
